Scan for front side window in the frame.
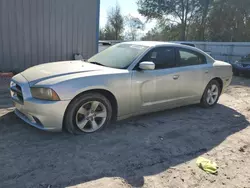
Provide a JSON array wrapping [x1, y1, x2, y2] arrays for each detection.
[[178, 48, 206, 67], [88, 43, 149, 69], [140, 47, 176, 69]]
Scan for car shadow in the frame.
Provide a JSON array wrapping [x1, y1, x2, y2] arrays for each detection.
[[0, 104, 249, 187]]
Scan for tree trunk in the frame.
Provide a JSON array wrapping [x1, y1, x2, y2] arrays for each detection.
[[115, 30, 118, 40], [199, 24, 205, 41], [181, 22, 186, 41], [181, 22, 187, 41], [199, 0, 210, 41]]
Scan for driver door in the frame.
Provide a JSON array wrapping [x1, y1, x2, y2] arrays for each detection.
[[131, 47, 181, 114]]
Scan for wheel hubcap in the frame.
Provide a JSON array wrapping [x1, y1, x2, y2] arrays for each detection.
[[206, 84, 219, 105], [76, 101, 107, 132]]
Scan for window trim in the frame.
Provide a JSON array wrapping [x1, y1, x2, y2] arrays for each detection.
[[133, 46, 178, 70], [176, 47, 207, 67]]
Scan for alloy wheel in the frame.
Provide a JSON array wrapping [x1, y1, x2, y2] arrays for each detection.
[[206, 84, 219, 105], [75, 101, 107, 132]]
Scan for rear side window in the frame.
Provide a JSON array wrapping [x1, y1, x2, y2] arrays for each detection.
[[140, 47, 176, 69], [177, 48, 207, 67]]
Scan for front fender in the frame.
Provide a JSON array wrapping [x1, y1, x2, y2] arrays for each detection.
[[35, 73, 133, 118], [49, 76, 114, 100]]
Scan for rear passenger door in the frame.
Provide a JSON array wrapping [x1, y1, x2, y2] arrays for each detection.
[[176, 47, 212, 103]]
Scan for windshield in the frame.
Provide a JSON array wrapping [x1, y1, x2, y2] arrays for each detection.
[[88, 43, 149, 69]]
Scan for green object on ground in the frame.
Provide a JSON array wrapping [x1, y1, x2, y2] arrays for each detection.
[[196, 157, 218, 174]]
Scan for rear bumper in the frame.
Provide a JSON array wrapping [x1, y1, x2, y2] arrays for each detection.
[[221, 76, 232, 93], [11, 74, 70, 132]]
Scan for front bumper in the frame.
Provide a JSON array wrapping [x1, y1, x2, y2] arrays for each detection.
[[11, 74, 70, 132]]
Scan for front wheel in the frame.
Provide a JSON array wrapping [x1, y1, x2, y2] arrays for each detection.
[[64, 93, 112, 134], [200, 80, 221, 108]]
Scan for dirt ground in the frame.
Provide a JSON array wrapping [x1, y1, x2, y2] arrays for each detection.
[[0, 76, 250, 188]]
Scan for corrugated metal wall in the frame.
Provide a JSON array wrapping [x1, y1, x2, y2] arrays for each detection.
[[0, 0, 100, 72]]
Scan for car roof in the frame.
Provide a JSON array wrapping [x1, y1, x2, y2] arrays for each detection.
[[180, 43, 196, 47], [122, 41, 198, 48], [122, 41, 178, 47]]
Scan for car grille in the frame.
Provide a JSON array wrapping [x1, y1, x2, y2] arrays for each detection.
[[11, 83, 24, 103]]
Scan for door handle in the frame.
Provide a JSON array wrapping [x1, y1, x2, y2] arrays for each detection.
[[173, 75, 179, 80], [205, 70, 209, 73]]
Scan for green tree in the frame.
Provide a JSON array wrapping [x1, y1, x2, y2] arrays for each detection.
[[103, 24, 116, 40], [125, 14, 144, 40], [98, 4, 124, 40], [207, 0, 250, 42], [99, 28, 106, 40], [138, 0, 200, 40], [107, 3, 124, 40], [140, 0, 250, 42], [196, 0, 214, 40], [142, 20, 181, 41]]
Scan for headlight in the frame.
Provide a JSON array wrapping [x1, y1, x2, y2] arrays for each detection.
[[10, 81, 16, 88], [31, 87, 60, 101], [234, 61, 242, 66]]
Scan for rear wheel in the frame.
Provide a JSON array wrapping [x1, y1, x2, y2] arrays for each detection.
[[64, 93, 112, 134], [200, 80, 221, 108]]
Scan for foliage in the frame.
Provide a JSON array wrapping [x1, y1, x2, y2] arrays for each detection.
[[207, 0, 250, 42], [99, 4, 124, 40], [125, 15, 144, 41], [140, 0, 250, 42], [142, 19, 181, 41], [138, 0, 201, 40]]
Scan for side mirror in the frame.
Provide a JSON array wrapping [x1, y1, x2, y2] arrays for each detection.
[[139, 61, 155, 70]]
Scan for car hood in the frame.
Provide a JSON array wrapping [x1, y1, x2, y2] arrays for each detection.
[[21, 60, 111, 84]]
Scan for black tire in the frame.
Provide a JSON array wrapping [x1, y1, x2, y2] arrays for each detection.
[[233, 70, 240, 76], [64, 92, 112, 134], [200, 80, 221, 108]]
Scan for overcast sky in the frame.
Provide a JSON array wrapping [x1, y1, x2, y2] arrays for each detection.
[[100, 0, 156, 34]]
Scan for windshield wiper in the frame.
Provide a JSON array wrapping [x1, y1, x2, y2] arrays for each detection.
[[86, 61, 106, 67]]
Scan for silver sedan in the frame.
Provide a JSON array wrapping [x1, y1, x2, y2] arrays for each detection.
[[10, 42, 233, 134]]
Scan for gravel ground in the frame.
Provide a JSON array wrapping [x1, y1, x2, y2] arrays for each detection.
[[0, 76, 250, 188]]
